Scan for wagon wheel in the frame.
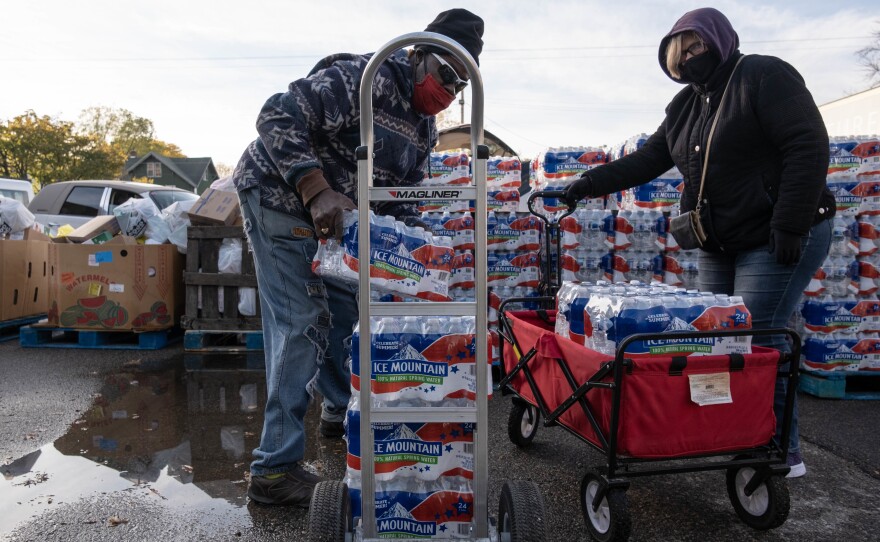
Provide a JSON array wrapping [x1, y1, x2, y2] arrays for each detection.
[[306, 481, 351, 542], [726, 465, 790, 530], [508, 398, 540, 447], [498, 479, 548, 541], [580, 469, 631, 542]]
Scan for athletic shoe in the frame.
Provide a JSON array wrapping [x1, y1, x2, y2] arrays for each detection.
[[247, 464, 324, 506], [786, 451, 806, 478]]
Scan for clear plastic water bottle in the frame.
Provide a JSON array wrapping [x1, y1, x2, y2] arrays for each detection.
[[829, 215, 851, 256], [486, 210, 498, 251], [827, 256, 851, 297], [631, 210, 649, 251], [634, 251, 654, 284], [680, 251, 699, 290], [424, 317, 443, 338]]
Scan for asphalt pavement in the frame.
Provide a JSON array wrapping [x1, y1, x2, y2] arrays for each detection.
[[1, 339, 878, 541]]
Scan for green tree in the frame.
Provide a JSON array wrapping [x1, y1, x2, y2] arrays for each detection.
[[0, 111, 119, 188], [1, 107, 188, 188], [78, 106, 186, 163]]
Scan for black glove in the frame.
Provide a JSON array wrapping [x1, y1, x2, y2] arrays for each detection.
[[564, 173, 594, 206], [768, 229, 802, 265], [402, 216, 431, 231]]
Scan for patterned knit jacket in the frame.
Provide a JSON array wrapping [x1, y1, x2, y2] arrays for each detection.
[[233, 51, 437, 224]]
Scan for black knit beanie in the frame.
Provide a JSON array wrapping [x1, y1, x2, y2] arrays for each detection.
[[421, 8, 484, 65]]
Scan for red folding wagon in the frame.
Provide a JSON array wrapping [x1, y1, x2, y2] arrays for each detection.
[[497, 305, 800, 542]]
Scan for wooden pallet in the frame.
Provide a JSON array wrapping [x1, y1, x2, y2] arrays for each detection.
[[184, 329, 264, 352], [0, 314, 46, 343], [799, 369, 880, 400], [19, 325, 181, 350]]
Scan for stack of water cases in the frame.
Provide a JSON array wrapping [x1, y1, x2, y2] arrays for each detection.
[[800, 135, 880, 372], [530, 146, 610, 292], [345, 316, 481, 538], [312, 210, 455, 302], [554, 280, 753, 356], [532, 139, 694, 291], [418, 150, 542, 364]]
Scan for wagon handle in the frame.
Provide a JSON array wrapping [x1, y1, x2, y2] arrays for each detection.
[[527, 190, 577, 227]]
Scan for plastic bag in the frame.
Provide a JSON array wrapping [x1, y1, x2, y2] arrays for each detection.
[[218, 238, 257, 316], [219, 238, 241, 273], [162, 200, 195, 254], [113, 197, 161, 238], [211, 176, 234, 192], [0, 196, 36, 237]]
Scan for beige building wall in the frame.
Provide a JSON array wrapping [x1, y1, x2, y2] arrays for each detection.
[[820, 86, 880, 137]]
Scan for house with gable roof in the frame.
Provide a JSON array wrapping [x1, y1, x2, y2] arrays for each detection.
[[123, 151, 219, 194]]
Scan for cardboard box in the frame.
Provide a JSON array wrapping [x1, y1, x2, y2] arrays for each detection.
[[103, 235, 139, 245], [23, 228, 52, 242], [187, 189, 241, 226], [65, 215, 121, 243], [0, 240, 27, 321], [24, 240, 49, 317], [0, 238, 50, 321], [47, 243, 183, 330]]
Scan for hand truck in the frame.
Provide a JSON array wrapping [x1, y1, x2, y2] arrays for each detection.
[[306, 32, 547, 542]]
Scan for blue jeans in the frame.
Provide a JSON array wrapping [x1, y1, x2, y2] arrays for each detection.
[[698, 219, 831, 455], [239, 187, 356, 475]]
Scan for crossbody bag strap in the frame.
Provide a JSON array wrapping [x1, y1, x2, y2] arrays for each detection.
[[696, 55, 746, 209]]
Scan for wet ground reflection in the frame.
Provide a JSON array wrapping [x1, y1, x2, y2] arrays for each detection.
[[1, 352, 347, 534]]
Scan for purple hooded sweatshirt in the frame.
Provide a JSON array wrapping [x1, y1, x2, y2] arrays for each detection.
[[657, 7, 740, 83]]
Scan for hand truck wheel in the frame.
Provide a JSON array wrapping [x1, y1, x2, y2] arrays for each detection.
[[498, 479, 548, 541], [726, 463, 790, 530], [306, 481, 351, 542], [507, 398, 540, 448], [580, 469, 631, 542]]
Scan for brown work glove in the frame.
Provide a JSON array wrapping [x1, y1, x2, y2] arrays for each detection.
[[298, 170, 356, 240], [308, 188, 357, 240]]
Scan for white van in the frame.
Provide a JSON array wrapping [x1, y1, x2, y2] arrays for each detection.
[[0, 178, 35, 205]]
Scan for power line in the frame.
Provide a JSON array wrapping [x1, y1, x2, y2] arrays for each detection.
[[0, 35, 872, 63], [484, 117, 549, 148], [488, 35, 873, 52]]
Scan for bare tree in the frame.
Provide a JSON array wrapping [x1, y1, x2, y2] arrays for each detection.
[[857, 24, 880, 88]]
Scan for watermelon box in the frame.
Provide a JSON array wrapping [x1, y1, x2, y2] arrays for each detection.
[[47, 243, 183, 330]]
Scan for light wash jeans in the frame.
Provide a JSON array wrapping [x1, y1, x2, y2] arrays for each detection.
[[239, 187, 357, 475], [698, 219, 831, 455]]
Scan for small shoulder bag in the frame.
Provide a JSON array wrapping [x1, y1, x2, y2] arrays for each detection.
[[669, 55, 746, 250]]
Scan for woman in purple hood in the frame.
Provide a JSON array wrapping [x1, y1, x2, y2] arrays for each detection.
[[566, 7, 835, 478]]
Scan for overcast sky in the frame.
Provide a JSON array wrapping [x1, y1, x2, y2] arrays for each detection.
[[2, 0, 877, 169]]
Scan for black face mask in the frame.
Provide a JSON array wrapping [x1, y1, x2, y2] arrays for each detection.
[[679, 51, 721, 84]]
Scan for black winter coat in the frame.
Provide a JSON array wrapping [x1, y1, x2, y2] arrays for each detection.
[[588, 53, 835, 253]]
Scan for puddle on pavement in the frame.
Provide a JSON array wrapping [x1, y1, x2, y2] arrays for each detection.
[[0, 352, 347, 533]]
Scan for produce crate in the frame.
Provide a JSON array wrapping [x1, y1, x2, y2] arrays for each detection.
[[181, 226, 262, 331]]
